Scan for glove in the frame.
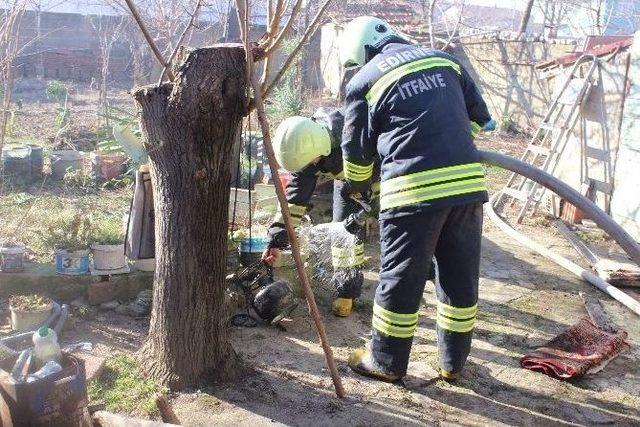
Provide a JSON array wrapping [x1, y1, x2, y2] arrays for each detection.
[[482, 118, 496, 132], [340, 181, 359, 199]]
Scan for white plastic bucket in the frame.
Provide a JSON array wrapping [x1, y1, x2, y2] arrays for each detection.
[[10, 300, 53, 332], [91, 243, 127, 270]]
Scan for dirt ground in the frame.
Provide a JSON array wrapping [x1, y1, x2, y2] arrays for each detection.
[[57, 215, 640, 426]]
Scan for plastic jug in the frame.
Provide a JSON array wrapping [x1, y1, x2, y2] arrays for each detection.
[[32, 327, 62, 369]]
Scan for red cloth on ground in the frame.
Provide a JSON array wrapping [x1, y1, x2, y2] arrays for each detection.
[[520, 317, 629, 380]]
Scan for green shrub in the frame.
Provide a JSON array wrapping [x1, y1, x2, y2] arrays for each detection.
[[92, 216, 124, 245], [63, 168, 97, 191], [38, 211, 93, 251], [46, 81, 67, 102]]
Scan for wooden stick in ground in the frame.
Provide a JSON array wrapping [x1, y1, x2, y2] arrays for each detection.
[[236, 0, 345, 399], [155, 394, 181, 425], [123, 0, 175, 81]]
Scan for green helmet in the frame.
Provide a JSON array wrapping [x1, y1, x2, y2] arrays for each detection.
[[339, 16, 399, 67], [273, 116, 331, 172]]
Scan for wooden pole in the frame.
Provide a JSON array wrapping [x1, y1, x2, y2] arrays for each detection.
[[236, 0, 346, 399]]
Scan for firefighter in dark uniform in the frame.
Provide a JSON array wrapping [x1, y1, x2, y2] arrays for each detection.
[[339, 16, 494, 381], [262, 107, 380, 317]]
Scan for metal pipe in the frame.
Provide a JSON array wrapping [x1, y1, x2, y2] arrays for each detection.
[[479, 150, 640, 265], [480, 150, 640, 316]]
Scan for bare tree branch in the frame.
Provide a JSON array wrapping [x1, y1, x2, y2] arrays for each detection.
[[442, 1, 465, 51], [262, 0, 335, 98], [122, 0, 174, 81], [263, 0, 302, 56], [427, 0, 436, 48], [517, 0, 535, 38], [157, 0, 202, 84]]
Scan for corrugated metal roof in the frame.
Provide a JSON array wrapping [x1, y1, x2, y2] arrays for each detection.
[[536, 35, 633, 69]]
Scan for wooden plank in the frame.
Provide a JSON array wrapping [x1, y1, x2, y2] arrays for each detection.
[[553, 219, 600, 265], [580, 292, 619, 333]]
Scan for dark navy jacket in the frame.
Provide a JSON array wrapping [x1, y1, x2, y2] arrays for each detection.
[[267, 108, 346, 249], [341, 41, 491, 218]]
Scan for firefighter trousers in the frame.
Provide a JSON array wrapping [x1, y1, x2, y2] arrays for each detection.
[[371, 202, 483, 376]]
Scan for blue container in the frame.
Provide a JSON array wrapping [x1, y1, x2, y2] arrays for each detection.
[[54, 249, 90, 275], [238, 237, 269, 267]]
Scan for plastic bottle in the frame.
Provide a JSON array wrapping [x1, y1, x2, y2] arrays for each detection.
[[32, 326, 62, 369], [26, 360, 63, 383]]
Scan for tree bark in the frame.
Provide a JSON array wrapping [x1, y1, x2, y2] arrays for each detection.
[[132, 44, 247, 390]]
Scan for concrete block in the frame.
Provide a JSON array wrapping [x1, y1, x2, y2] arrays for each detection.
[[87, 281, 115, 305]]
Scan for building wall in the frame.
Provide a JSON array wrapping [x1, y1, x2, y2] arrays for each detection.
[[611, 34, 640, 241], [548, 53, 630, 213], [453, 37, 578, 133]]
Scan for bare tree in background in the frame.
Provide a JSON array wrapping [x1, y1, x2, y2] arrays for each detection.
[[89, 14, 127, 125], [0, 1, 26, 155]]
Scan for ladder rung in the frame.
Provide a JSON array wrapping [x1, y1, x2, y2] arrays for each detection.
[[540, 123, 564, 132], [501, 187, 528, 202], [590, 179, 613, 195], [527, 145, 551, 156], [584, 147, 609, 161]]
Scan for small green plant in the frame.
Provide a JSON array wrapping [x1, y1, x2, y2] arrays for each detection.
[[46, 80, 67, 103], [63, 168, 97, 190], [88, 353, 166, 418], [92, 217, 124, 245], [267, 38, 304, 124], [10, 294, 52, 311], [97, 138, 125, 155], [54, 105, 70, 128], [38, 211, 93, 252]]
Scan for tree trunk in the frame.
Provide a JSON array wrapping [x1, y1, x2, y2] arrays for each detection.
[[132, 44, 247, 390], [517, 0, 535, 38]]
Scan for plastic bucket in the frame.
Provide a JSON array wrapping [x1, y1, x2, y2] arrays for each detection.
[[91, 152, 126, 181], [50, 150, 83, 180], [54, 249, 90, 275], [91, 243, 127, 270], [0, 244, 25, 273], [10, 300, 53, 332], [27, 144, 44, 180], [1, 144, 32, 184], [238, 236, 269, 267]]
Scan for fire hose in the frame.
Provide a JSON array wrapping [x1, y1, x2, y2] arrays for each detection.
[[479, 150, 640, 316]]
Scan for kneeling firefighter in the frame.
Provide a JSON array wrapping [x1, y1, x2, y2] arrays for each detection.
[[262, 107, 380, 317], [339, 17, 494, 381]]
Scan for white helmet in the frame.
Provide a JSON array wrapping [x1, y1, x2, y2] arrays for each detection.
[[339, 16, 399, 67], [272, 116, 331, 172]]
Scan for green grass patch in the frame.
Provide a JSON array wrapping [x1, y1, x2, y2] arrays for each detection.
[[88, 353, 166, 418]]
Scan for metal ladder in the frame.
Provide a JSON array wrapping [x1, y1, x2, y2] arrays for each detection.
[[494, 54, 600, 223]]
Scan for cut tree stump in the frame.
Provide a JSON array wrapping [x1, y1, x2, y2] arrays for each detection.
[[132, 44, 247, 389]]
